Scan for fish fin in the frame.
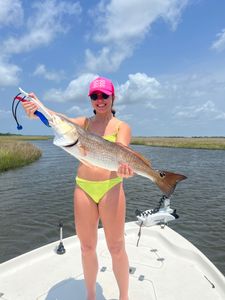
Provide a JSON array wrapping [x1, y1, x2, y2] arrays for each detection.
[[116, 142, 152, 167], [153, 170, 187, 197]]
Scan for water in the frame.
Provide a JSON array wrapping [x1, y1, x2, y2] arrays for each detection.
[[0, 141, 224, 276]]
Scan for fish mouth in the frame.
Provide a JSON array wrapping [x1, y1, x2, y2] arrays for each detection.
[[53, 136, 78, 147], [64, 139, 79, 147]]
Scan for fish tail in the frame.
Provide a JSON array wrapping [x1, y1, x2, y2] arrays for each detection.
[[152, 170, 187, 197]]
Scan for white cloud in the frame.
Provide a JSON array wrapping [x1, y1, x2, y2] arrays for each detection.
[[156, 71, 225, 121], [146, 102, 157, 109], [0, 0, 23, 27], [0, 0, 81, 88], [0, 109, 12, 124], [118, 113, 134, 121], [2, 0, 82, 55], [44, 73, 98, 102], [115, 104, 127, 111], [173, 100, 225, 121], [0, 109, 11, 114], [66, 105, 90, 116], [215, 112, 225, 120], [211, 28, 225, 52], [43, 69, 225, 124], [85, 46, 132, 73], [85, 0, 188, 72], [33, 64, 65, 82], [67, 105, 82, 113], [159, 70, 225, 105], [43, 72, 162, 106], [196, 101, 217, 113], [117, 73, 162, 104], [0, 58, 21, 86]]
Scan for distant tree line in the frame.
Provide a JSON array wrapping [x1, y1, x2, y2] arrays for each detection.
[[0, 133, 22, 136]]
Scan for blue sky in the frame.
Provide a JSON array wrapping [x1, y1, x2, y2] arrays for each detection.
[[1, 0, 225, 136]]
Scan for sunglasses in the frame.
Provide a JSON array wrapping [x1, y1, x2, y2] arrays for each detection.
[[90, 93, 110, 101]]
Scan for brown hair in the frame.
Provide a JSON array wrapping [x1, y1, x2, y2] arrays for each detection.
[[93, 108, 116, 116]]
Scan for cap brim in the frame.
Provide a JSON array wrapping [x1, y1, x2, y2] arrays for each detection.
[[88, 88, 113, 96]]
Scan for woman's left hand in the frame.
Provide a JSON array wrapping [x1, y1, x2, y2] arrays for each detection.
[[117, 163, 134, 178]]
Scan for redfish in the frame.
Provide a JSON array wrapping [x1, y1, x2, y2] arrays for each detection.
[[51, 114, 186, 197]]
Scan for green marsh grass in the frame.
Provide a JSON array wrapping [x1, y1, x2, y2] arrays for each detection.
[[0, 136, 43, 172], [131, 137, 225, 150], [0, 135, 51, 141]]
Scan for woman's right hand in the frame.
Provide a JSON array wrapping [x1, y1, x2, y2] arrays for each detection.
[[21, 93, 39, 119]]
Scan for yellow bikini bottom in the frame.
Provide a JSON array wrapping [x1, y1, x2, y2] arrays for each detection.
[[75, 176, 123, 204]]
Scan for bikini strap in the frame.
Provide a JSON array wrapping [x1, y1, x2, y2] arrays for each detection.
[[115, 120, 122, 133], [83, 118, 90, 130]]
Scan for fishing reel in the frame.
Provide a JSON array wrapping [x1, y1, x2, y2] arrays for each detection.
[[135, 195, 179, 227]]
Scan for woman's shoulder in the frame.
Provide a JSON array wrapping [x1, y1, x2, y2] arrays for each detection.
[[114, 118, 131, 145], [68, 116, 88, 128], [114, 118, 130, 130]]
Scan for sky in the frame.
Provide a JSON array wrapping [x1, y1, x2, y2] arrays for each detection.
[[0, 0, 225, 137]]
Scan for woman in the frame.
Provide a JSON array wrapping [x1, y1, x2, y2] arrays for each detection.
[[22, 77, 133, 300]]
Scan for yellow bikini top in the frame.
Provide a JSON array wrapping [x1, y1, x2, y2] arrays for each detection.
[[103, 133, 117, 143], [84, 118, 121, 143]]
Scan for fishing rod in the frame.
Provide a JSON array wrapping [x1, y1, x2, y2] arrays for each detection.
[[12, 88, 52, 130]]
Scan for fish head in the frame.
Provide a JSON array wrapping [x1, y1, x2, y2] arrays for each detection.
[[50, 115, 79, 147]]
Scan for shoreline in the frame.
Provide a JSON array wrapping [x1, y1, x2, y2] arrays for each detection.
[[1, 135, 225, 150], [0, 135, 51, 141], [131, 136, 225, 150]]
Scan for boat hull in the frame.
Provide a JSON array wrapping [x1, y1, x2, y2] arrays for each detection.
[[0, 222, 225, 300]]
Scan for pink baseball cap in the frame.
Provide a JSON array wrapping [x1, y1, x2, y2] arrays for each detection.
[[88, 77, 115, 96]]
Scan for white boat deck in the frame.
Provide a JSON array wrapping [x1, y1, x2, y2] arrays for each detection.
[[0, 222, 225, 300]]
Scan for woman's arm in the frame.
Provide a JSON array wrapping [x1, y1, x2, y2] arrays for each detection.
[[21, 93, 86, 127], [116, 122, 132, 146], [116, 122, 134, 178]]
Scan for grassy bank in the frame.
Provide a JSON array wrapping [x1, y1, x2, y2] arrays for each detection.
[[0, 135, 51, 141], [131, 137, 225, 150], [0, 136, 43, 172]]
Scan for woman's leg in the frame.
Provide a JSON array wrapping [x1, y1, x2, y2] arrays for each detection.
[[98, 183, 129, 300], [74, 187, 99, 300]]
